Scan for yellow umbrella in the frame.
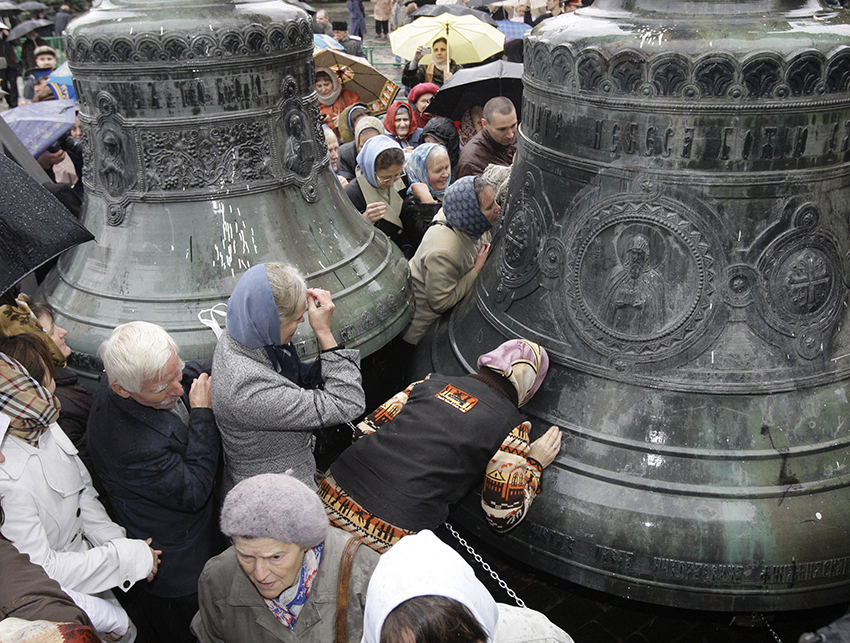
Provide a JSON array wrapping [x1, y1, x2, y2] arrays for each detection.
[[389, 14, 505, 66]]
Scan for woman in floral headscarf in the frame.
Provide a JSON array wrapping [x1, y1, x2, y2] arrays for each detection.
[[319, 338, 562, 553], [401, 175, 497, 344], [401, 142, 451, 248]]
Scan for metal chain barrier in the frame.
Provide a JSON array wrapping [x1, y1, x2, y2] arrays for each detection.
[[755, 613, 785, 643], [444, 522, 527, 609]]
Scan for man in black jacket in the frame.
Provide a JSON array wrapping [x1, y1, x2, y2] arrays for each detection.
[[88, 321, 221, 643]]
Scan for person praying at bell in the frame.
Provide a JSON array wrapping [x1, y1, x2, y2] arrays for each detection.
[[319, 338, 562, 553]]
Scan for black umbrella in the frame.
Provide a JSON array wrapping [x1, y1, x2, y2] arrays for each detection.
[[16, 1, 48, 10], [411, 4, 497, 27], [0, 153, 94, 296], [7, 17, 52, 40], [426, 59, 524, 121], [0, 1, 22, 12]]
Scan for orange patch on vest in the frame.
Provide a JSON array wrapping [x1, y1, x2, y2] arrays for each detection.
[[434, 384, 479, 412]]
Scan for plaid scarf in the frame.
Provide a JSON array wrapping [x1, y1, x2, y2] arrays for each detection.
[[0, 353, 60, 444], [263, 543, 324, 630]]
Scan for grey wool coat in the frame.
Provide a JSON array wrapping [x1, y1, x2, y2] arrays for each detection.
[[191, 527, 379, 643], [212, 332, 365, 493]]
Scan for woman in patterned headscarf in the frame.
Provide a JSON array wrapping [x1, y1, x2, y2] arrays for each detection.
[[401, 142, 452, 249], [401, 175, 497, 345], [319, 338, 562, 554]]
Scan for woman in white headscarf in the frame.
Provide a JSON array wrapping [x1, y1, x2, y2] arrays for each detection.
[[316, 67, 360, 137], [362, 530, 574, 643]]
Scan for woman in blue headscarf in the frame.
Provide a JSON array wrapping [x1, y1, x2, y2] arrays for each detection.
[[344, 134, 417, 258], [211, 263, 365, 494], [401, 142, 452, 249], [402, 175, 501, 345]]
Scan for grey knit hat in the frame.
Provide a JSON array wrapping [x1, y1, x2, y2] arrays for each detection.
[[220, 473, 329, 548]]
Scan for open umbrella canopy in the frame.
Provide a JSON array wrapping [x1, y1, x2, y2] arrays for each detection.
[[495, 18, 531, 39], [1, 99, 76, 157], [0, 2, 22, 13], [47, 61, 75, 100], [16, 1, 49, 10], [0, 152, 94, 296], [410, 4, 497, 27], [284, 0, 316, 13], [313, 49, 400, 114], [426, 59, 523, 120], [313, 33, 344, 50], [390, 14, 505, 65], [7, 17, 51, 41]]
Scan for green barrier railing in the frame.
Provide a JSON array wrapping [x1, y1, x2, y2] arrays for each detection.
[[362, 44, 404, 68]]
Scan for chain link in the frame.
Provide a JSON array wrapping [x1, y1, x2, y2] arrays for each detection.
[[444, 522, 527, 609], [755, 612, 785, 643]]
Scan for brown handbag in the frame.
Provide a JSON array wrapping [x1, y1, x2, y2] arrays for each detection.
[[335, 535, 363, 643]]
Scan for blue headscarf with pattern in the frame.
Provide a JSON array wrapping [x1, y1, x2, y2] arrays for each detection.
[[443, 176, 492, 240], [406, 142, 450, 200], [356, 135, 403, 189]]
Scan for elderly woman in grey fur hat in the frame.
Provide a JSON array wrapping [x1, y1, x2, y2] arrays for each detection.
[[191, 473, 379, 643]]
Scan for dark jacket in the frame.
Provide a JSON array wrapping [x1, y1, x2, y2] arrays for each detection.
[[53, 366, 94, 463], [87, 359, 221, 598], [53, 9, 72, 35], [456, 127, 516, 178], [0, 537, 93, 626], [330, 375, 524, 530], [401, 192, 442, 250], [421, 117, 460, 174], [337, 140, 359, 181]]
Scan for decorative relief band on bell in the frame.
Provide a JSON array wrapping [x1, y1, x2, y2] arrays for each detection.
[[64, 19, 313, 66], [82, 81, 328, 217], [524, 40, 850, 101]]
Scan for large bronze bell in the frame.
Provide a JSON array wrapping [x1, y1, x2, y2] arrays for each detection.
[[416, 0, 850, 611], [39, 0, 412, 383]]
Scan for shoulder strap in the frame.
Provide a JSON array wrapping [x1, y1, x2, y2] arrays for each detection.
[[335, 535, 363, 643]]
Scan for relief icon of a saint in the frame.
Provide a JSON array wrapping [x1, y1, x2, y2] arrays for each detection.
[[601, 233, 666, 335]]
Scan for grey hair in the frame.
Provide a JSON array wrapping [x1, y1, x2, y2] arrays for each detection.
[[473, 175, 494, 205], [265, 262, 307, 322], [425, 144, 449, 170], [99, 321, 180, 393]]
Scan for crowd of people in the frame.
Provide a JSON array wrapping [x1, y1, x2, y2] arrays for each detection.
[[0, 276, 569, 642]]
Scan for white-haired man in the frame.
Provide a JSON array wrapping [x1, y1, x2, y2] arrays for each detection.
[[87, 321, 220, 643]]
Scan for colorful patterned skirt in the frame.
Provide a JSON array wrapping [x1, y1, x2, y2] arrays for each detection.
[[318, 472, 415, 554]]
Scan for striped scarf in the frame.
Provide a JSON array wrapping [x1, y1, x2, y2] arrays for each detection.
[[0, 353, 60, 445]]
